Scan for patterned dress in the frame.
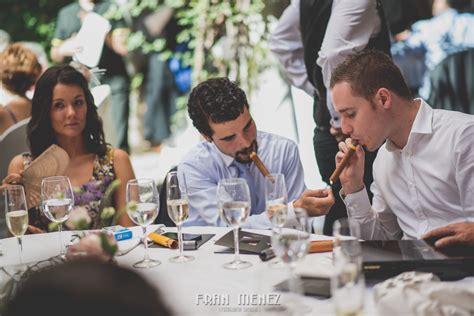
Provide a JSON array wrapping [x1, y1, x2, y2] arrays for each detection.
[[27, 147, 116, 232]]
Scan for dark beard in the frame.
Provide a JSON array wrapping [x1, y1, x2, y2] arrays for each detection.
[[234, 140, 258, 163]]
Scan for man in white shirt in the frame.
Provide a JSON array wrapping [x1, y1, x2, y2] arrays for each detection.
[[331, 50, 474, 240], [269, 0, 391, 235]]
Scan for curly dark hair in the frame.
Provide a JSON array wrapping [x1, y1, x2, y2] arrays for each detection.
[[330, 50, 412, 102], [187, 77, 249, 137], [28, 65, 107, 158]]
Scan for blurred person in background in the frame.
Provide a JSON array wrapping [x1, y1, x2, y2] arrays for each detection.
[[391, 0, 474, 98], [0, 43, 42, 134]]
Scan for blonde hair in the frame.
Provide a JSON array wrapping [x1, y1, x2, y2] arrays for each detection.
[[0, 43, 42, 96]]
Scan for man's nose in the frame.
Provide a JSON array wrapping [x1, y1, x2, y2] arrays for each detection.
[[237, 133, 252, 149], [341, 118, 352, 135]]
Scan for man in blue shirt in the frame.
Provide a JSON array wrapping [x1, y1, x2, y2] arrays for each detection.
[[178, 78, 334, 228]]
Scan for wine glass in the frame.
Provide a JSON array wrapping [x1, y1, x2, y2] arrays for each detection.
[[265, 173, 288, 268], [4, 185, 29, 265], [126, 178, 160, 268], [331, 218, 365, 316], [41, 176, 74, 258], [217, 178, 252, 270], [166, 171, 194, 263], [271, 208, 311, 313]]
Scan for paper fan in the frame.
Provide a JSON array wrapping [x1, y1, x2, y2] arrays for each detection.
[[22, 145, 70, 208]]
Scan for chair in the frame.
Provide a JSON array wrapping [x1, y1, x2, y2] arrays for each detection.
[[0, 117, 30, 238], [428, 48, 474, 114], [155, 166, 177, 227]]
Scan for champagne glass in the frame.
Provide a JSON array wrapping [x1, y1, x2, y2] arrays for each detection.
[[4, 185, 28, 264], [166, 171, 194, 263], [265, 174, 288, 268], [217, 178, 252, 270], [126, 178, 160, 268], [41, 176, 74, 258], [271, 208, 311, 313]]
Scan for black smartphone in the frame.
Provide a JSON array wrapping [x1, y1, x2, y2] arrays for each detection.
[[274, 276, 331, 298], [162, 232, 202, 241]]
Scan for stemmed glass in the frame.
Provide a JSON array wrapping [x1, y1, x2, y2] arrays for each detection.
[[166, 171, 194, 263], [271, 208, 311, 313], [126, 178, 160, 268], [4, 185, 29, 265], [41, 176, 74, 258], [331, 218, 365, 316], [217, 178, 252, 270], [265, 173, 288, 268]]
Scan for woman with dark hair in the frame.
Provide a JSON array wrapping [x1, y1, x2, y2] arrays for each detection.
[[3, 65, 134, 231]]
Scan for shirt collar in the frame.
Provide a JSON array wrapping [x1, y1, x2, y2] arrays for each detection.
[[385, 99, 433, 152], [214, 143, 236, 168]]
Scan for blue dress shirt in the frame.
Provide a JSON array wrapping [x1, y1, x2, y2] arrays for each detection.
[[178, 131, 306, 229]]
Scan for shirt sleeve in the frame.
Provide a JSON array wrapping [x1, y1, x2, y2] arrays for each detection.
[[342, 183, 403, 240], [178, 161, 274, 229], [269, 0, 315, 96], [53, 9, 70, 43], [317, 0, 381, 128], [454, 121, 474, 218]]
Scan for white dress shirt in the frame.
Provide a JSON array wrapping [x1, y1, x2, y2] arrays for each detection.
[[270, 0, 381, 128], [343, 99, 474, 240]]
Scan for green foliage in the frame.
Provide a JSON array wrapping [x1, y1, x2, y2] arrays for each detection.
[[0, 0, 70, 55]]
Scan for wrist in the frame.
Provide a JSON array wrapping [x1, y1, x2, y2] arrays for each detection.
[[341, 182, 364, 195]]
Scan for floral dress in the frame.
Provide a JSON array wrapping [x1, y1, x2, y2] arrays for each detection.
[[27, 147, 116, 232]]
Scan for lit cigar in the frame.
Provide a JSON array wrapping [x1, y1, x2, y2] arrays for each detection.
[[329, 140, 359, 185], [148, 232, 178, 249], [249, 151, 270, 177]]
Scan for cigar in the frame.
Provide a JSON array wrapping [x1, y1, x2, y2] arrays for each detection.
[[148, 232, 178, 249], [309, 240, 333, 253], [329, 140, 359, 185], [249, 152, 270, 177], [259, 240, 334, 262]]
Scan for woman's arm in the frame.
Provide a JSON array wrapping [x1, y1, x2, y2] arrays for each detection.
[[113, 148, 135, 227]]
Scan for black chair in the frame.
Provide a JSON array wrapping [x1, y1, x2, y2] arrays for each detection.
[[428, 48, 474, 114], [155, 166, 177, 227]]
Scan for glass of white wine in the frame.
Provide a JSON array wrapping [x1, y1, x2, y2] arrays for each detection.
[[217, 178, 252, 270], [126, 178, 160, 268], [166, 171, 194, 263], [265, 173, 288, 268], [41, 176, 74, 258], [5, 185, 29, 264]]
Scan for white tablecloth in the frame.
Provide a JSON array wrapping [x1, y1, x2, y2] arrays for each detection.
[[0, 226, 379, 315]]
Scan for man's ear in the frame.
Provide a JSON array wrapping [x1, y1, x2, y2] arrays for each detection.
[[377, 88, 391, 109], [202, 133, 213, 143]]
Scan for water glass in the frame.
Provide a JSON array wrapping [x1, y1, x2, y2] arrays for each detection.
[[126, 178, 160, 268], [331, 218, 365, 316], [217, 178, 252, 270], [41, 176, 74, 258]]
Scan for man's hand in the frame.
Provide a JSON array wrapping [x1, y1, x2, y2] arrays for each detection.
[[293, 188, 334, 216], [422, 222, 474, 249], [335, 138, 365, 194], [330, 127, 348, 142]]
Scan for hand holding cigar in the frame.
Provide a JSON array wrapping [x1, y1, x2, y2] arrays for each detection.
[[329, 139, 359, 185]]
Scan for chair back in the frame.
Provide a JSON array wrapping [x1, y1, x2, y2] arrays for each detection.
[[428, 48, 474, 114], [155, 166, 177, 227]]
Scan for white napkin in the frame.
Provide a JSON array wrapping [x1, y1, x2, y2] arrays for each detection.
[[373, 272, 474, 316]]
